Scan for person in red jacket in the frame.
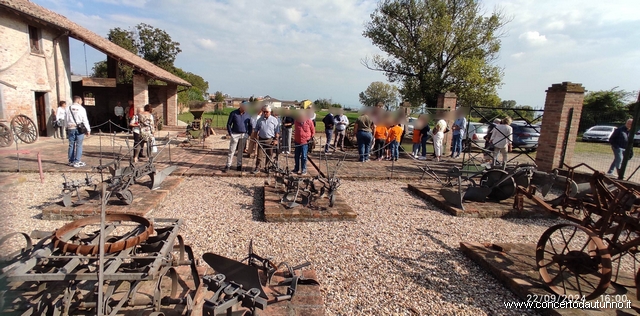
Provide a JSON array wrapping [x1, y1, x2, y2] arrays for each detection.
[[293, 111, 315, 175]]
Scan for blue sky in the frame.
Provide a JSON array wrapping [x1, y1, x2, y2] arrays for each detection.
[[34, 0, 640, 108]]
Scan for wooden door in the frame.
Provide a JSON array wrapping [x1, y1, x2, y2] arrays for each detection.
[[34, 92, 47, 136]]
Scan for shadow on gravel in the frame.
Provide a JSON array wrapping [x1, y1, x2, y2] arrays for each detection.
[[374, 228, 510, 314], [217, 180, 265, 222]]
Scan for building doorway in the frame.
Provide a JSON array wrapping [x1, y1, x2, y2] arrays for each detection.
[[34, 92, 47, 137]]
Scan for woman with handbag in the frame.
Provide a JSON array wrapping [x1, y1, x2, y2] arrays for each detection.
[[130, 106, 155, 162]]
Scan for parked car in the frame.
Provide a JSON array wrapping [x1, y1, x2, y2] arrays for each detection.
[[405, 117, 419, 136], [464, 122, 489, 150], [511, 123, 540, 151], [582, 125, 616, 142]]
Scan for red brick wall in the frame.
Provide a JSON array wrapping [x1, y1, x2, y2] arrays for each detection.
[[535, 82, 585, 172]]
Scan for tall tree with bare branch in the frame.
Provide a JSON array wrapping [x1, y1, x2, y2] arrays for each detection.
[[362, 0, 508, 107]]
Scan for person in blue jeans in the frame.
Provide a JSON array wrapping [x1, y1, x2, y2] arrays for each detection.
[[65, 96, 90, 168], [355, 110, 374, 162], [322, 111, 335, 153], [607, 119, 633, 176], [293, 114, 315, 175], [450, 108, 466, 159]]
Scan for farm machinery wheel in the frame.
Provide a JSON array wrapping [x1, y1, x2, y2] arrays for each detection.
[[0, 122, 13, 147], [536, 223, 612, 300], [479, 169, 516, 201], [11, 114, 37, 144]]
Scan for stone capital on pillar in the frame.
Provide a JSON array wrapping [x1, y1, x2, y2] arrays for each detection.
[[535, 82, 586, 172], [436, 92, 457, 156], [133, 73, 149, 108]]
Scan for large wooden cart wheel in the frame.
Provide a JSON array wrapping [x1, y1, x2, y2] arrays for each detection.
[[536, 223, 612, 300], [11, 115, 37, 144], [0, 122, 13, 147], [480, 169, 516, 201]]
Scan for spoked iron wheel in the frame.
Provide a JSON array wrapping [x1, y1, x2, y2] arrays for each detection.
[[0, 122, 13, 147], [11, 115, 37, 144], [536, 223, 612, 300]]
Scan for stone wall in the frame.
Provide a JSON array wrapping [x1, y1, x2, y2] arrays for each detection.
[[0, 11, 71, 136]]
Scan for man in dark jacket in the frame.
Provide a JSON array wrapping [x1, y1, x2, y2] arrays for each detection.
[[224, 102, 252, 173], [322, 111, 335, 153], [607, 119, 633, 176]]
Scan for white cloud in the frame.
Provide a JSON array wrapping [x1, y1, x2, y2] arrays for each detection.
[[33, 0, 640, 108], [94, 0, 148, 8], [284, 8, 302, 23], [519, 31, 547, 46], [195, 38, 216, 50]]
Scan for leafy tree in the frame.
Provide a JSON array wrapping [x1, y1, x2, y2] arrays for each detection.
[[579, 88, 635, 132], [314, 98, 332, 109], [359, 81, 399, 110], [331, 103, 343, 108], [92, 23, 208, 103], [213, 91, 225, 102], [135, 23, 181, 71], [500, 100, 516, 108], [92, 27, 138, 83], [172, 67, 209, 104], [362, 0, 507, 107]]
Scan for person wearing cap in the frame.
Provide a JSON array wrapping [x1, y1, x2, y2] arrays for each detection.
[[252, 105, 280, 174], [224, 101, 252, 173]]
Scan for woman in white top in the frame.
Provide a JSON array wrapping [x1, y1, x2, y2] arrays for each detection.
[[55, 101, 67, 139], [432, 119, 448, 162]]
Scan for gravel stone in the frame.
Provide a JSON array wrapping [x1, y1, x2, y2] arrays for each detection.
[[0, 173, 629, 315]]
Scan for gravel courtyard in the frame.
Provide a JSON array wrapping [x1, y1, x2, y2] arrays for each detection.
[[0, 172, 570, 315]]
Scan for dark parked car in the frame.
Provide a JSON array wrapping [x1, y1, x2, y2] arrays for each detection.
[[511, 123, 540, 151]]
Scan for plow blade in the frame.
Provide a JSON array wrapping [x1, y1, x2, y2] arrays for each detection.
[[202, 253, 268, 299], [150, 165, 177, 190], [463, 186, 492, 202]]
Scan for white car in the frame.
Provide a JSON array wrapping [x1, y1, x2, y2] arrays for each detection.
[[582, 125, 616, 142], [405, 117, 418, 136]]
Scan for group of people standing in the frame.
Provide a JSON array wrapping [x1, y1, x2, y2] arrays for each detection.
[[52, 97, 155, 168], [225, 103, 351, 175]]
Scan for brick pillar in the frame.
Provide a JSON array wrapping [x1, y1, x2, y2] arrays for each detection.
[[165, 83, 178, 126], [436, 92, 457, 156], [535, 82, 585, 172], [133, 74, 148, 108]]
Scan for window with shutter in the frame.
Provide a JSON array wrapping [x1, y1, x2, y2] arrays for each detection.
[[28, 25, 41, 54]]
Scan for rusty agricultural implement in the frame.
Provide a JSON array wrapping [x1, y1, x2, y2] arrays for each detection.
[[514, 164, 640, 300], [0, 215, 199, 315]]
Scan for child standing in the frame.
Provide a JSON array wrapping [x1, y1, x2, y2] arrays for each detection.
[[373, 123, 388, 161], [411, 127, 421, 158], [387, 124, 403, 161]]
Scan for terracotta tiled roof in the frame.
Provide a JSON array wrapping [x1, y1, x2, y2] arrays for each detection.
[[0, 0, 191, 86]]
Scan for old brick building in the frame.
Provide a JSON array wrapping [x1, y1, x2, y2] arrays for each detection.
[[0, 0, 190, 138]]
